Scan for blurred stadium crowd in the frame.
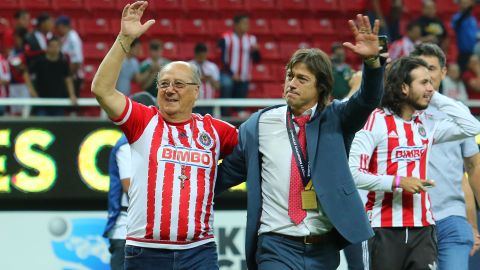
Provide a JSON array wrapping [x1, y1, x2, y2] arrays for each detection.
[[0, 0, 479, 118]]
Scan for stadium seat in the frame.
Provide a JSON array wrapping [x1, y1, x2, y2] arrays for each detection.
[[403, 0, 423, 17], [0, 0, 21, 10], [211, 18, 233, 37], [161, 41, 180, 60], [262, 82, 283, 98], [303, 18, 335, 37], [247, 82, 264, 98], [21, 0, 50, 10], [271, 19, 304, 38], [258, 41, 281, 62], [178, 18, 212, 38], [245, 0, 275, 11], [436, 0, 458, 16], [183, 0, 217, 12], [279, 41, 311, 60], [51, 0, 84, 11], [251, 64, 273, 82], [249, 18, 272, 37], [340, 0, 367, 14], [308, 0, 339, 12], [216, 0, 247, 12], [148, 18, 178, 37], [277, 0, 309, 11], [83, 42, 110, 61], [82, 64, 98, 85], [85, 0, 116, 11], [78, 18, 111, 36]]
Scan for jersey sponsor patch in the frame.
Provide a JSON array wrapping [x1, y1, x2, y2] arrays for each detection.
[[159, 145, 213, 169], [391, 145, 427, 162]]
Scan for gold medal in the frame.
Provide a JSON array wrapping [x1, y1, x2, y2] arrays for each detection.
[[301, 180, 317, 210]]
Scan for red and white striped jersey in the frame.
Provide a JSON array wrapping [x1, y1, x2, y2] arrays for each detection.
[[113, 97, 238, 249], [0, 55, 10, 98], [189, 59, 220, 100], [388, 36, 417, 60], [221, 31, 257, 81], [349, 92, 480, 228]]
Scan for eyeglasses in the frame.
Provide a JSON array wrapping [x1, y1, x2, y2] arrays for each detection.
[[157, 80, 198, 90]]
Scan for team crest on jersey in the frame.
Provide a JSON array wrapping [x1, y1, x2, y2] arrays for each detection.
[[197, 131, 213, 148], [418, 125, 427, 138]]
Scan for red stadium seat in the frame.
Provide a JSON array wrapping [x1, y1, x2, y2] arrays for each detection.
[[21, 0, 50, 10], [279, 41, 311, 60], [210, 18, 233, 37], [51, 0, 84, 11], [251, 64, 273, 82], [271, 19, 303, 37], [178, 18, 212, 37], [403, 0, 422, 17], [262, 82, 283, 98], [82, 64, 98, 85], [245, 0, 275, 11], [249, 18, 272, 36], [0, 0, 21, 10], [148, 18, 178, 37], [183, 0, 217, 12], [277, 0, 309, 11], [161, 41, 180, 60], [83, 42, 110, 61], [436, 0, 458, 15], [308, 0, 339, 12], [78, 18, 111, 36], [312, 40, 335, 53], [303, 18, 335, 36], [216, 0, 247, 12], [85, 0, 116, 11], [340, 0, 367, 13], [258, 41, 281, 62]]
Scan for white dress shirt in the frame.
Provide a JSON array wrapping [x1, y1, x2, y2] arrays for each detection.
[[258, 104, 333, 236]]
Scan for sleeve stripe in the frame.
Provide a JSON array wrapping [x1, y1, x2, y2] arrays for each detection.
[[113, 97, 132, 126]]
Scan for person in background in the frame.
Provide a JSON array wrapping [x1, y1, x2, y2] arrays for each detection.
[[413, 0, 448, 51], [389, 21, 422, 60], [452, 0, 478, 73], [103, 92, 157, 270], [443, 62, 468, 102], [218, 14, 261, 116], [2, 9, 30, 56], [56, 15, 84, 98], [331, 42, 353, 100], [367, 0, 403, 42], [31, 37, 76, 116], [139, 39, 170, 97], [189, 42, 220, 115], [0, 53, 11, 116], [25, 13, 53, 69], [411, 43, 480, 270], [116, 38, 145, 96], [8, 27, 37, 116]]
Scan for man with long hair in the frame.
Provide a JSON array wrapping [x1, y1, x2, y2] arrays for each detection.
[[349, 56, 480, 269]]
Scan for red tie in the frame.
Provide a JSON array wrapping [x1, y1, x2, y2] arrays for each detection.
[[288, 115, 310, 225]]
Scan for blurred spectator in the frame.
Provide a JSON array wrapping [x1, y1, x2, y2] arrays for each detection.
[[116, 38, 144, 96], [139, 39, 170, 97], [463, 55, 480, 101], [8, 27, 37, 116], [30, 37, 77, 116], [452, 0, 478, 73], [414, 0, 448, 51], [389, 21, 422, 60], [2, 9, 30, 55], [25, 13, 53, 69], [331, 43, 353, 100], [0, 54, 10, 116], [367, 0, 403, 41], [189, 43, 220, 115], [218, 14, 261, 116], [56, 16, 83, 98], [474, 35, 480, 59], [443, 63, 468, 103]]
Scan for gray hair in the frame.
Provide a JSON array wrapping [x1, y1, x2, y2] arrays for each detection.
[[157, 61, 201, 85]]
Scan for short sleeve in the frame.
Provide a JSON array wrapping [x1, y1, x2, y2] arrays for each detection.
[[461, 137, 479, 158], [211, 117, 238, 158], [116, 143, 132, 179]]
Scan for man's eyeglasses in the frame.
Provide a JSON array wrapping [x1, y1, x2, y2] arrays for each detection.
[[157, 80, 198, 90]]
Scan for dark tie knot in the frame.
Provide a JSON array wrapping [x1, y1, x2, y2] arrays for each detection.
[[294, 115, 310, 127]]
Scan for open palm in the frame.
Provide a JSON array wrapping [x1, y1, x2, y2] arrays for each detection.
[[343, 15, 380, 59], [120, 1, 155, 39]]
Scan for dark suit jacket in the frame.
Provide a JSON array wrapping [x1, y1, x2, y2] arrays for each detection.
[[216, 64, 384, 270]]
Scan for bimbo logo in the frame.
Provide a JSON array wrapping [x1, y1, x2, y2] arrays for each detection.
[[392, 145, 426, 162], [159, 145, 212, 168]]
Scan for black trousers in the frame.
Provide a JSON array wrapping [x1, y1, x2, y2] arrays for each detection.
[[367, 226, 437, 270]]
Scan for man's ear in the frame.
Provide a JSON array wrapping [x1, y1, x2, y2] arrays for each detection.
[[401, 83, 409, 96]]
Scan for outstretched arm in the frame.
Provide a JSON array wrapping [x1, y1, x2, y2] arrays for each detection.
[[91, 1, 155, 119]]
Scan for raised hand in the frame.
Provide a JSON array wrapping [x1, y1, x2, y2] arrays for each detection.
[[343, 14, 380, 60], [120, 1, 155, 39]]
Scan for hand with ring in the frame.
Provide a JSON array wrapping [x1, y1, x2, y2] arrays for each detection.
[[343, 14, 380, 63]]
